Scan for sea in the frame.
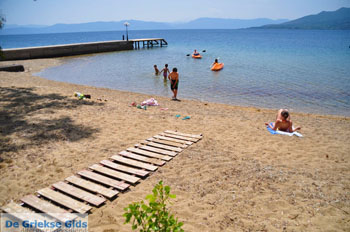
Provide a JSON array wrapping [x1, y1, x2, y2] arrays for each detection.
[[1, 29, 350, 116]]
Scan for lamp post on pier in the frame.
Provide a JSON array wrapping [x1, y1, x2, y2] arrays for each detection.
[[124, 22, 130, 41]]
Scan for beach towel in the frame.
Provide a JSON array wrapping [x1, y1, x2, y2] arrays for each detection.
[[141, 98, 159, 106], [266, 123, 303, 137]]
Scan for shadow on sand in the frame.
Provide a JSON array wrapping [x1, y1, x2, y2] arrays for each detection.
[[0, 87, 104, 160]]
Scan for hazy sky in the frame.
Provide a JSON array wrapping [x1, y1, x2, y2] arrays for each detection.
[[1, 0, 349, 25]]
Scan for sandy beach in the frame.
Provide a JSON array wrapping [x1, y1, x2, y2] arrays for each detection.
[[0, 58, 349, 231]]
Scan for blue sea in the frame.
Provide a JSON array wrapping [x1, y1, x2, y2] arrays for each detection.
[[1, 29, 350, 116]]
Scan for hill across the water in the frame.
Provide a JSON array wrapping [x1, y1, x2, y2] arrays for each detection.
[[256, 7, 350, 30]]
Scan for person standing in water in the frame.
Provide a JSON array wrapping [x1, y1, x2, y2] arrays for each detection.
[[160, 64, 170, 80], [168, 67, 179, 100], [154, 65, 159, 75]]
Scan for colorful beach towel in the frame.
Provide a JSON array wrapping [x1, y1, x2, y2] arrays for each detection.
[[141, 98, 159, 106], [266, 123, 303, 137]]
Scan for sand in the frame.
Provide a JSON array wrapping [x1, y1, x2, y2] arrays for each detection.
[[0, 58, 349, 232]]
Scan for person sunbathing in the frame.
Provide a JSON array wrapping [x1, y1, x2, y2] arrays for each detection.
[[265, 109, 301, 132]]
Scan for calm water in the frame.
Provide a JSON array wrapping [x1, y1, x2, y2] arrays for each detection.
[[2, 29, 350, 116]]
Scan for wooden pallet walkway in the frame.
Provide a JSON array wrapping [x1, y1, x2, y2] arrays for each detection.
[[146, 137, 188, 148], [135, 144, 178, 157], [100, 160, 149, 177], [140, 141, 183, 152], [160, 132, 200, 142], [110, 155, 158, 171], [153, 135, 193, 145], [1, 131, 202, 221], [52, 181, 106, 207], [119, 150, 166, 166], [65, 175, 119, 199], [1, 202, 53, 222], [77, 170, 130, 191], [164, 130, 203, 139], [21, 195, 77, 222], [127, 147, 173, 161], [89, 164, 140, 184], [37, 187, 92, 214]]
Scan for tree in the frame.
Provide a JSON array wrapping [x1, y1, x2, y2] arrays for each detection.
[[0, 14, 5, 29], [0, 13, 5, 59]]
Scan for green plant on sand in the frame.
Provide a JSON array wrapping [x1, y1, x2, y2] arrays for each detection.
[[123, 180, 184, 232]]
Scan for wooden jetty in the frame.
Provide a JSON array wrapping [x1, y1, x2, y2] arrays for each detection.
[[130, 38, 168, 49], [0, 38, 168, 61]]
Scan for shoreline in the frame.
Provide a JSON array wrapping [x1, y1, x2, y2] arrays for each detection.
[[1, 58, 349, 231], [31, 57, 350, 120]]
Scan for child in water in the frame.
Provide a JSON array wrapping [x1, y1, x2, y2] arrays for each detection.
[[160, 64, 170, 80], [168, 67, 179, 100], [154, 65, 159, 75]]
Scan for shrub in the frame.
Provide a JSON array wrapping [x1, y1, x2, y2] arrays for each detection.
[[123, 180, 184, 232]]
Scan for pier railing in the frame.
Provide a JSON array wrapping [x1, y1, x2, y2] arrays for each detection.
[[130, 38, 168, 49]]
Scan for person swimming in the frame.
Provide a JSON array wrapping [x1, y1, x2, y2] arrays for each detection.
[[265, 109, 301, 132], [160, 64, 170, 80]]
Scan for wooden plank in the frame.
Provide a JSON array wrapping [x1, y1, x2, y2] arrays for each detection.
[[77, 170, 130, 191], [37, 187, 92, 214], [1, 202, 51, 223], [21, 195, 77, 222], [141, 141, 183, 152], [127, 147, 172, 161], [65, 175, 118, 199], [146, 137, 188, 148], [135, 144, 178, 157], [110, 155, 158, 171], [52, 181, 106, 207], [119, 150, 165, 166], [160, 132, 199, 142], [153, 135, 193, 145], [164, 130, 202, 139], [89, 164, 140, 184], [100, 160, 149, 177]]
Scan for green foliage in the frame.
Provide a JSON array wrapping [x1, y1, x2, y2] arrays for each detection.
[[123, 181, 184, 232], [0, 13, 5, 59], [0, 15, 5, 29]]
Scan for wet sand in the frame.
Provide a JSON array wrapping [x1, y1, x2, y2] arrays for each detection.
[[0, 58, 349, 231]]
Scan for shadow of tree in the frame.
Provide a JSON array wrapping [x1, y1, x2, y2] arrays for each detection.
[[0, 87, 104, 158]]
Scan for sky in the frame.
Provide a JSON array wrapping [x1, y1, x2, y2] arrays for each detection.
[[0, 0, 350, 26]]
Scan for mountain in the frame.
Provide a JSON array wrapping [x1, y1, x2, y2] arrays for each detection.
[[258, 7, 350, 30], [0, 18, 288, 35], [171, 18, 288, 29]]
